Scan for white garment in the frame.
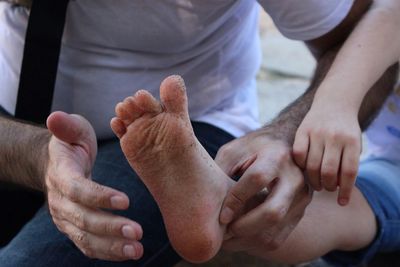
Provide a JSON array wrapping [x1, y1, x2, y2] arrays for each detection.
[[0, 0, 354, 139], [364, 85, 400, 163]]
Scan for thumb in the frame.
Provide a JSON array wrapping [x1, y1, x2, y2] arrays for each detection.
[[47, 111, 97, 160], [215, 143, 243, 177]]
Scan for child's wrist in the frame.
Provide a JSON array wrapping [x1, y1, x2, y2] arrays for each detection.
[[313, 89, 362, 114], [311, 96, 360, 117], [314, 82, 365, 112]]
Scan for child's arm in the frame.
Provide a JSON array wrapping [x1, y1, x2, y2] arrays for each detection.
[[314, 0, 400, 112], [293, 0, 400, 206]]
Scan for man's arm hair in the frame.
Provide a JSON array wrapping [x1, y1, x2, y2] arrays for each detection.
[[263, 0, 399, 143], [0, 115, 51, 191]]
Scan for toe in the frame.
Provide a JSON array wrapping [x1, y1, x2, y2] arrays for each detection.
[[160, 75, 188, 115], [134, 90, 162, 115], [115, 95, 155, 126], [110, 117, 127, 139], [123, 96, 145, 121], [115, 102, 131, 121]]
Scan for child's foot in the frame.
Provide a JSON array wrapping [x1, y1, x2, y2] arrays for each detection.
[[110, 75, 233, 263]]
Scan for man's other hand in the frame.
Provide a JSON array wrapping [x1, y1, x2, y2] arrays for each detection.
[[45, 111, 143, 261], [216, 129, 312, 252]]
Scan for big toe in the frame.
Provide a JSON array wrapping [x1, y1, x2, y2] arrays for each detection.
[[160, 75, 188, 115]]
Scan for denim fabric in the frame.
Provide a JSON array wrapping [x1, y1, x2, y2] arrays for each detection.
[[0, 121, 234, 267], [323, 158, 400, 267]]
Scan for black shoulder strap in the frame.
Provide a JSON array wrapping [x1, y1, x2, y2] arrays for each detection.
[[15, 0, 70, 124]]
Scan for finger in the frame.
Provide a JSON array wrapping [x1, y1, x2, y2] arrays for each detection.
[[222, 190, 268, 241], [62, 221, 143, 261], [266, 216, 301, 251], [215, 142, 242, 176], [224, 219, 287, 252], [51, 195, 142, 240], [222, 235, 258, 253], [338, 144, 360, 206], [271, 187, 311, 247], [293, 130, 309, 169], [229, 165, 304, 237], [223, 183, 311, 253], [305, 137, 324, 191], [320, 140, 342, 192], [219, 163, 277, 225], [52, 173, 130, 210]]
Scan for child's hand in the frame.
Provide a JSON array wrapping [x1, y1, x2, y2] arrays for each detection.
[[293, 104, 362, 206]]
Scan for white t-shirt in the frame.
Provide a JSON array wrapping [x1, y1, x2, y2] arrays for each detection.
[[0, 0, 354, 139], [364, 85, 400, 163]]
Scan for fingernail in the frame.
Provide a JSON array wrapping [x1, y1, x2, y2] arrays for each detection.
[[123, 245, 136, 258], [339, 198, 348, 206], [122, 225, 136, 239], [111, 196, 126, 209], [220, 208, 234, 224]]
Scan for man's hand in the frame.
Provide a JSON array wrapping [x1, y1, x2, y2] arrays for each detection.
[[46, 111, 143, 261], [215, 129, 312, 252]]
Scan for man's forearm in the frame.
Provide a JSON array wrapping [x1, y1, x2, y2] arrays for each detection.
[[0, 115, 51, 191], [264, 46, 399, 144], [358, 63, 399, 129]]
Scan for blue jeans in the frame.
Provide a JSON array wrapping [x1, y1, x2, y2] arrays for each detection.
[[0, 121, 235, 267], [324, 158, 400, 267]]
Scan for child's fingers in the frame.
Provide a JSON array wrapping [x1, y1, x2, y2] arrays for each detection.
[[338, 145, 360, 206], [293, 131, 310, 169], [320, 140, 342, 192], [305, 137, 324, 191]]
